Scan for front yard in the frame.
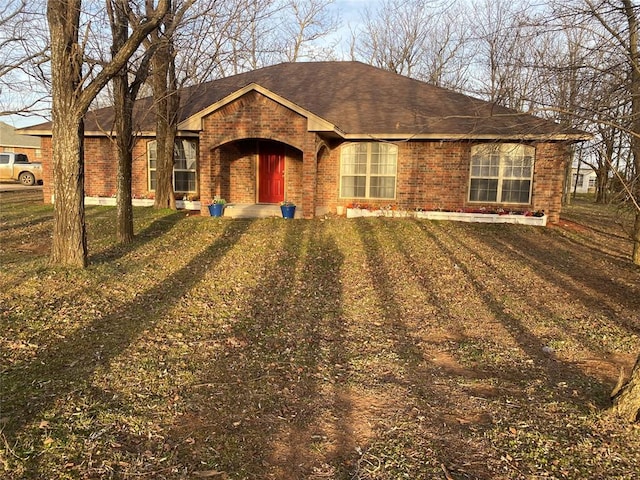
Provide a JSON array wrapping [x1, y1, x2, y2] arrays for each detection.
[[1, 191, 639, 479]]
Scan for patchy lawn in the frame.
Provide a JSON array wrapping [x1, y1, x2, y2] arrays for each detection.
[[1, 191, 639, 479]]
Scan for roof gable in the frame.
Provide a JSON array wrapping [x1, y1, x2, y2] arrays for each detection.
[[178, 83, 341, 134]]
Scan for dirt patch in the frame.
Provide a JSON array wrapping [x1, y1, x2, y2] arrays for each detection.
[[552, 218, 590, 233]]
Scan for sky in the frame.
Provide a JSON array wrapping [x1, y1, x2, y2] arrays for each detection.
[[2, 0, 379, 128], [334, 0, 372, 22], [330, 0, 374, 51]]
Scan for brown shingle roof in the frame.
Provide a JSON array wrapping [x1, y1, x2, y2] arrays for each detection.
[[23, 61, 588, 140]]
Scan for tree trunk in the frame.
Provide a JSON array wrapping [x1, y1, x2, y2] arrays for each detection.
[[152, 37, 176, 210], [633, 212, 640, 265], [595, 169, 609, 204], [50, 115, 88, 267], [611, 354, 640, 422], [562, 155, 573, 206], [47, 0, 168, 267], [109, 0, 135, 244], [165, 52, 180, 200], [594, 0, 640, 415], [114, 74, 135, 244], [623, 0, 640, 266], [48, 0, 87, 268]]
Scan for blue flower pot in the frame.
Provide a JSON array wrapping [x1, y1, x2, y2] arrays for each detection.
[[208, 203, 224, 217], [280, 205, 296, 219]]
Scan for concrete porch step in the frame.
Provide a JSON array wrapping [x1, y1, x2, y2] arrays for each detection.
[[222, 203, 302, 219]]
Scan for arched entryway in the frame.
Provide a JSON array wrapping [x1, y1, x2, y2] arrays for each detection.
[[202, 139, 303, 212]]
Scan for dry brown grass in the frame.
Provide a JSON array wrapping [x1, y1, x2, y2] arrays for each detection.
[[1, 191, 639, 479]]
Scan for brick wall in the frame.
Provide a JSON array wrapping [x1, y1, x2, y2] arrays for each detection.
[[532, 142, 569, 223], [132, 139, 152, 196], [83, 136, 154, 199], [327, 140, 567, 223], [199, 91, 317, 217], [225, 142, 255, 203], [40, 136, 53, 202], [41, 135, 154, 203], [38, 90, 568, 225], [83, 137, 117, 197], [1, 146, 40, 159]]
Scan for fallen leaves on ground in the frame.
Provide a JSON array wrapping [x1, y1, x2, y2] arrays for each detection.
[[1, 191, 639, 479]]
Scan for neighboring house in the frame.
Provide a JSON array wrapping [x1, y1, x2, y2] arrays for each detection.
[[0, 121, 42, 160], [570, 166, 597, 194], [22, 61, 589, 223]]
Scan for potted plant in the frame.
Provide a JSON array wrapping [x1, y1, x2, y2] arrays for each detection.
[[208, 198, 226, 217], [280, 200, 296, 219]]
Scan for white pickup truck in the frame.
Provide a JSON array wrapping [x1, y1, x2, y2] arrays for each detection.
[[0, 152, 43, 186]]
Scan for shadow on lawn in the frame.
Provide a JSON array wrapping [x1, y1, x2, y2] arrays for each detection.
[[472, 226, 640, 343], [168, 220, 352, 478], [89, 209, 188, 265], [353, 219, 493, 477], [410, 221, 614, 404], [1, 219, 254, 449], [0, 213, 52, 234], [562, 200, 634, 242]]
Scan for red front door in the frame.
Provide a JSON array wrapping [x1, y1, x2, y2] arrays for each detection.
[[258, 145, 285, 203]]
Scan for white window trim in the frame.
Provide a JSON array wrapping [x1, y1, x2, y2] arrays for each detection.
[[339, 142, 398, 200], [468, 143, 535, 204], [147, 139, 198, 193]]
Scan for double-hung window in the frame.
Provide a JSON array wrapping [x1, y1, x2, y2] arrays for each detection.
[[468, 143, 534, 204], [148, 139, 197, 193], [572, 173, 584, 188], [340, 142, 397, 199]]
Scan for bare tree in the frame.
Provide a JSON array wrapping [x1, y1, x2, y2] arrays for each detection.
[[605, 0, 640, 419], [106, 0, 160, 243], [279, 0, 339, 62], [108, 0, 135, 243], [419, 4, 472, 89], [350, 0, 471, 90], [0, 0, 49, 119], [47, 0, 168, 267], [219, 0, 282, 73], [467, 0, 541, 109], [173, 0, 247, 81], [544, 0, 640, 419], [352, 0, 432, 77], [616, 0, 640, 266], [145, 0, 195, 210], [553, 0, 640, 263]]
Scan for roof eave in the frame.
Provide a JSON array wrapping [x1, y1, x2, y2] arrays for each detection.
[[16, 128, 51, 136], [341, 132, 592, 142], [17, 130, 200, 138]]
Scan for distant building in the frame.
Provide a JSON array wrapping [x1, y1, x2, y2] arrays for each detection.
[[570, 166, 597, 194], [0, 121, 42, 160]]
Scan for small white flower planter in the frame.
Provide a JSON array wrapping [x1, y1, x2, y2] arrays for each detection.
[[84, 197, 201, 210], [85, 196, 117, 206], [346, 208, 410, 218], [345, 208, 546, 225], [176, 200, 201, 210], [414, 211, 547, 226]]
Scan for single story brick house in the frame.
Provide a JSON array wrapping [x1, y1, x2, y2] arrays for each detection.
[[23, 61, 588, 222]]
